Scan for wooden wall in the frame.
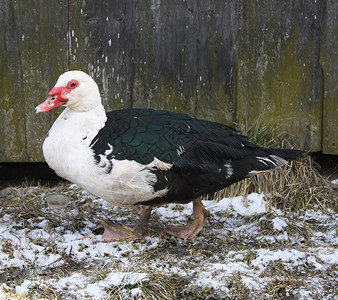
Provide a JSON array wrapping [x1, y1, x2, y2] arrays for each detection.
[[0, 0, 337, 162]]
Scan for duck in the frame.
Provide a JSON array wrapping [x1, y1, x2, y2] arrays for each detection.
[[35, 70, 303, 241]]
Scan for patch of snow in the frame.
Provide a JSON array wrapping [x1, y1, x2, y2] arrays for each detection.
[[306, 256, 325, 270], [50, 271, 148, 299], [156, 202, 193, 220], [331, 179, 338, 185], [315, 247, 338, 265], [95, 271, 147, 287], [298, 289, 314, 299], [69, 183, 80, 189], [0, 187, 337, 299], [272, 216, 288, 231], [130, 287, 143, 297], [251, 249, 305, 271], [206, 193, 267, 216], [15, 280, 39, 295]]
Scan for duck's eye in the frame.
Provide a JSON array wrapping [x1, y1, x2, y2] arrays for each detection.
[[68, 80, 78, 89]]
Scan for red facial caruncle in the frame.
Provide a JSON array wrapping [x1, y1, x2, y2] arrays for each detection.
[[35, 80, 79, 113]]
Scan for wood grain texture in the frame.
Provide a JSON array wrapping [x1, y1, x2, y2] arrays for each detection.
[[237, 0, 322, 151], [321, 0, 338, 154], [0, 0, 337, 162], [68, 0, 134, 111], [133, 0, 237, 125], [195, 0, 237, 125], [0, 0, 68, 162], [132, 0, 198, 113]]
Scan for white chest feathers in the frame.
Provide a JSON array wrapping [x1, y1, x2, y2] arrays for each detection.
[[42, 107, 168, 207], [43, 106, 106, 180]]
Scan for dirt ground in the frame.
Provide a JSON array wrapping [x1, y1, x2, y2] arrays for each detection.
[[0, 181, 337, 299]]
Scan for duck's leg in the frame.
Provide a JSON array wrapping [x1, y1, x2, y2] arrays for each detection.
[[97, 207, 152, 242], [165, 197, 210, 240]]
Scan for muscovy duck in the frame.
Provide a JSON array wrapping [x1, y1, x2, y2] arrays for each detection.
[[36, 71, 303, 241]]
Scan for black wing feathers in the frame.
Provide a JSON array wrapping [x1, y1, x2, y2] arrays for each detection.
[[90, 108, 303, 177], [89, 108, 303, 205], [89, 109, 252, 171]]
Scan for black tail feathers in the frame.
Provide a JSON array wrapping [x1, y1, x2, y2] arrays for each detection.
[[265, 148, 305, 162], [244, 148, 304, 175]]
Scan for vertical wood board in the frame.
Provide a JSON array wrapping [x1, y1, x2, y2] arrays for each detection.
[[0, 0, 26, 161], [68, 0, 135, 111], [237, 0, 322, 150], [321, 0, 338, 154], [132, 0, 198, 113], [196, 0, 237, 124], [133, 0, 237, 126], [0, 0, 68, 162]]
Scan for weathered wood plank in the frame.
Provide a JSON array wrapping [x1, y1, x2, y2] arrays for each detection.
[[321, 0, 338, 154], [20, 1, 68, 162], [133, 0, 237, 126], [132, 0, 198, 113], [237, 0, 322, 151], [0, 0, 68, 162], [68, 0, 134, 111], [196, 0, 237, 124], [1, 0, 337, 162], [0, 0, 26, 162]]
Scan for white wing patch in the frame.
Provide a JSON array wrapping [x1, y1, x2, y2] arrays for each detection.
[[270, 155, 288, 166], [152, 157, 173, 171], [249, 155, 288, 176], [256, 156, 275, 166], [176, 145, 185, 155], [256, 155, 288, 167], [224, 163, 233, 179], [104, 143, 114, 156]]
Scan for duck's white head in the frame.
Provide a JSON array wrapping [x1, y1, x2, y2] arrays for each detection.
[[35, 70, 101, 113]]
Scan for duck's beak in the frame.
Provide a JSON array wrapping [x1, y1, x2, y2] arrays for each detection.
[[35, 86, 68, 113]]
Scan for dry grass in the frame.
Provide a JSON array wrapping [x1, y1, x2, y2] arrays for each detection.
[[208, 114, 337, 213], [213, 157, 337, 213], [102, 273, 181, 300], [0, 182, 337, 299]]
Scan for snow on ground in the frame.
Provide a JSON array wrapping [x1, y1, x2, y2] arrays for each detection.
[[0, 184, 337, 299]]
